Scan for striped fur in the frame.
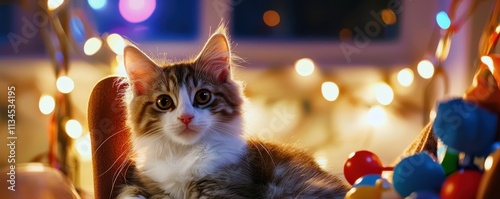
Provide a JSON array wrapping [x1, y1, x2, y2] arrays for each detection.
[[118, 25, 349, 199]]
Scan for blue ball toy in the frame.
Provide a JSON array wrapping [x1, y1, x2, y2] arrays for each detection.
[[433, 98, 497, 156], [392, 153, 445, 198], [353, 174, 389, 188]]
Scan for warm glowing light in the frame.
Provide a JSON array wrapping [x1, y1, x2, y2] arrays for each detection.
[[39, 95, 55, 115], [397, 68, 414, 87], [339, 28, 352, 41], [107, 33, 126, 55], [295, 58, 315, 77], [119, 0, 156, 23], [65, 120, 83, 139], [374, 83, 394, 106], [24, 163, 46, 172], [263, 10, 280, 27], [436, 11, 451, 29], [56, 76, 74, 94], [48, 0, 64, 11], [417, 60, 435, 79], [366, 106, 387, 127], [83, 37, 102, 56], [481, 56, 495, 74], [485, 155, 494, 171], [113, 55, 127, 76], [321, 82, 340, 102], [315, 156, 328, 169], [496, 25, 500, 33], [429, 110, 437, 121], [88, 0, 106, 10], [75, 134, 92, 160], [381, 9, 397, 25]]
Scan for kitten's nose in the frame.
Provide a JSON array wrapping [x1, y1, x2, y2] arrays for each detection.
[[178, 114, 194, 125]]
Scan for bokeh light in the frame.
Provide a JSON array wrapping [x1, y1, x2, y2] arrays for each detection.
[[321, 81, 340, 102], [381, 9, 397, 25], [48, 0, 64, 11], [339, 28, 353, 41], [417, 60, 435, 79], [75, 134, 92, 160], [39, 95, 55, 115], [481, 56, 495, 74], [119, 0, 156, 23], [436, 11, 451, 30], [366, 106, 387, 127], [263, 10, 280, 27], [88, 0, 106, 10], [374, 83, 394, 106], [56, 76, 74, 94], [295, 58, 315, 77], [397, 68, 414, 87], [65, 119, 83, 139], [83, 37, 102, 56], [107, 33, 126, 55]]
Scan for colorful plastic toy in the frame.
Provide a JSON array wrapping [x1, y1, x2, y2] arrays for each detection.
[[344, 150, 392, 185], [433, 98, 497, 157], [406, 190, 440, 199], [440, 170, 483, 199], [392, 152, 445, 198], [345, 178, 400, 199]]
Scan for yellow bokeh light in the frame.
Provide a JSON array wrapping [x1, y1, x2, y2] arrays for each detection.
[[107, 33, 126, 55], [263, 10, 280, 27], [417, 60, 435, 79], [48, 0, 64, 11], [39, 95, 55, 115], [374, 83, 394, 106], [366, 106, 387, 127], [65, 120, 83, 139], [84, 37, 102, 56], [339, 28, 353, 41], [495, 25, 500, 33], [397, 68, 414, 87], [484, 155, 494, 171], [314, 156, 328, 169], [295, 58, 315, 77], [381, 9, 397, 25], [56, 76, 74, 94], [429, 109, 437, 121], [481, 56, 495, 74], [321, 81, 340, 102], [113, 55, 128, 76]]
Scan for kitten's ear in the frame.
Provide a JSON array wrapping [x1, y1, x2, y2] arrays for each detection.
[[124, 45, 159, 95], [196, 32, 231, 83]]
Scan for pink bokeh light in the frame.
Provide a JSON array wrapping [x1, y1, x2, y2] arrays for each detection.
[[119, 0, 156, 23]]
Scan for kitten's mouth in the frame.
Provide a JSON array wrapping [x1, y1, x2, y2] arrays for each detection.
[[179, 127, 198, 138]]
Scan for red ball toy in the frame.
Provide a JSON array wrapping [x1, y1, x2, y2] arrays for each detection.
[[344, 150, 387, 185], [440, 170, 483, 199]]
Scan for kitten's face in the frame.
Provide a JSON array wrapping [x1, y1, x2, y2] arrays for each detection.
[[124, 32, 243, 145]]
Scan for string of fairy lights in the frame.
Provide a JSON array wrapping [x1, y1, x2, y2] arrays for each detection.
[[34, 0, 498, 178]]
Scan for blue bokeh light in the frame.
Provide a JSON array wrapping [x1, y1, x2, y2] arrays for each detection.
[[436, 11, 451, 30], [88, 0, 106, 10]]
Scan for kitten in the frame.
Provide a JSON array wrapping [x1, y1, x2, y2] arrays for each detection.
[[118, 25, 349, 199]]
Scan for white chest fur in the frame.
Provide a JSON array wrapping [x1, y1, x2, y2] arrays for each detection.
[[133, 135, 246, 198]]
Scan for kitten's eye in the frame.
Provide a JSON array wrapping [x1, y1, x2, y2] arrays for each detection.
[[195, 89, 211, 105], [156, 95, 174, 110]]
